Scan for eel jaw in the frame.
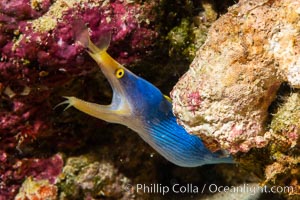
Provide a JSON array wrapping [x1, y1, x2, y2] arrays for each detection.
[[54, 52, 133, 123], [56, 92, 131, 124]]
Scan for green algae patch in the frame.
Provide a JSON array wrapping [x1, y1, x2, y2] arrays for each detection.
[[271, 93, 300, 135], [57, 155, 134, 199]]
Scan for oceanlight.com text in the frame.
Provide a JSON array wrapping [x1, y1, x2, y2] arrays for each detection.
[[123, 183, 294, 196]]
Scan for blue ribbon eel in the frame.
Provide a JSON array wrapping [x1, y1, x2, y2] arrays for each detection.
[[57, 21, 234, 167]]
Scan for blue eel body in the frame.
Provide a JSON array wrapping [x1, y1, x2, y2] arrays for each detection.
[[117, 72, 233, 167]]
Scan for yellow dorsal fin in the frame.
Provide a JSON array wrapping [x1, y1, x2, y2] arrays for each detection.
[[164, 95, 172, 103]]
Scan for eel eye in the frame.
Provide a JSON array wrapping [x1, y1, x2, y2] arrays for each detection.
[[116, 68, 125, 79]]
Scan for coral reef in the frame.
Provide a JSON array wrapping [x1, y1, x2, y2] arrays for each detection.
[[0, 154, 63, 199], [171, 0, 300, 197], [171, 0, 300, 154], [237, 90, 300, 197], [1, 0, 275, 199], [264, 92, 300, 196], [165, 0, 218, 62], [0, 0, 157, 199], [15, 177, 57, 200], [58, 155, 135, 199]]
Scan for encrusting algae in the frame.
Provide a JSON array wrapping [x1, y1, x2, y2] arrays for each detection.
[[172, 0, 300, 154], [171, 0, 300, 197]]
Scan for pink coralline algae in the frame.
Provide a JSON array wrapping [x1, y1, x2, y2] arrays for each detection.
[[0, 154, 63, 199], [0, 0, 157, 199], [171, 0, 300, 154]]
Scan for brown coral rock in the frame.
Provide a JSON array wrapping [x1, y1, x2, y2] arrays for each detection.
[[171, 0, 300, 153]]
